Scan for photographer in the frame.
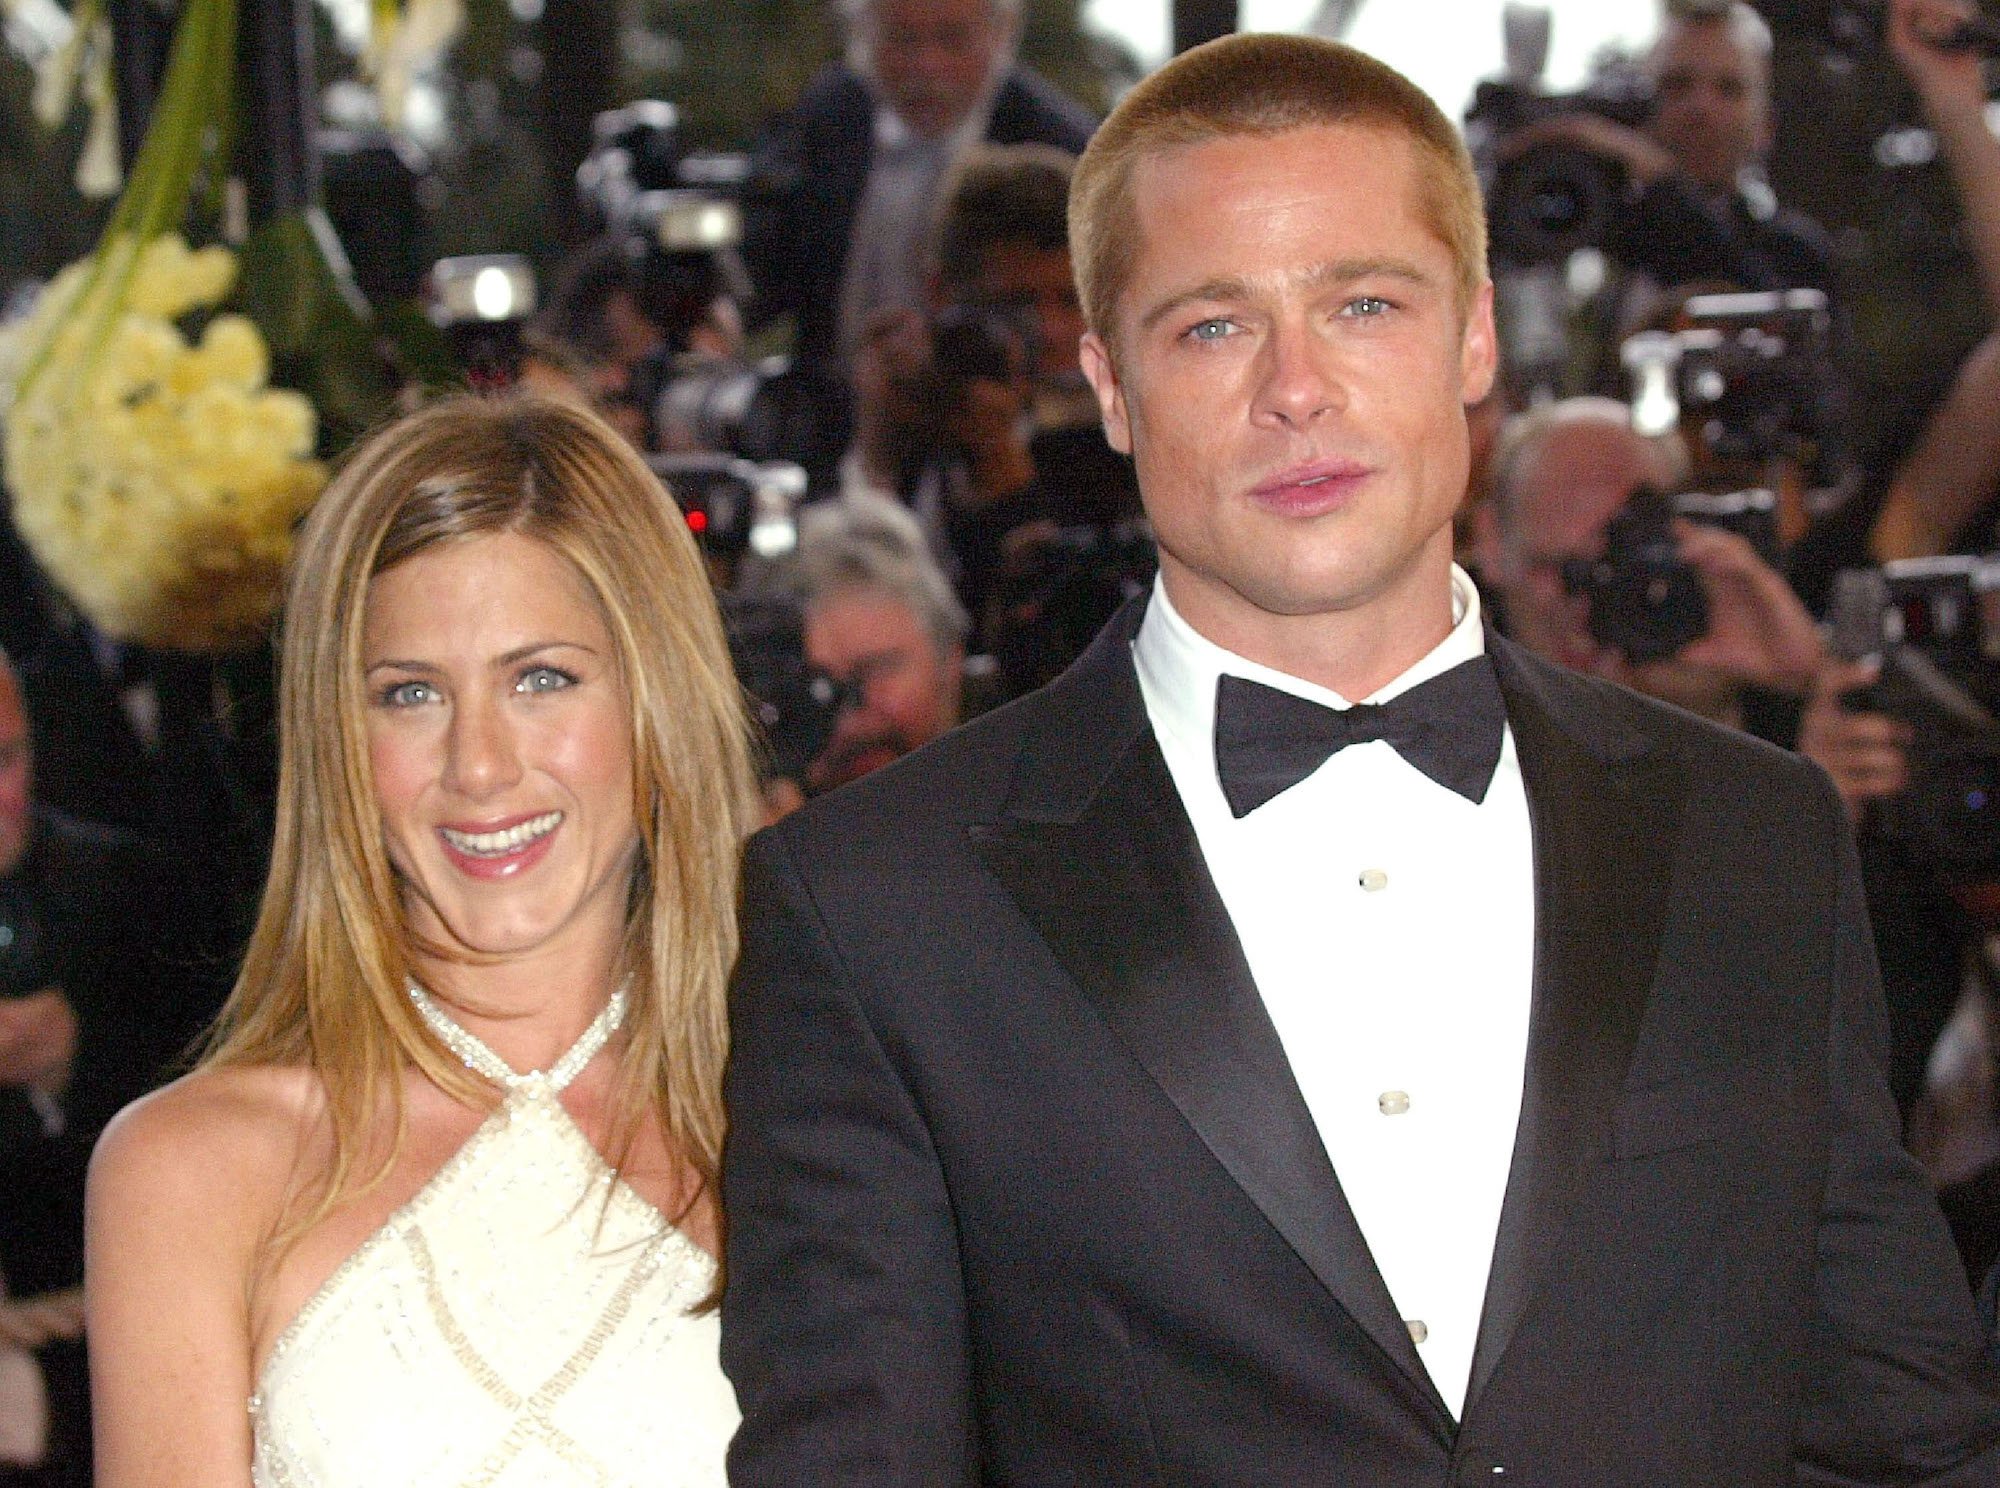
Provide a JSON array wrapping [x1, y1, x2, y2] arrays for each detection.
[[531, 233, 746, 450], [772, 495, 968, 794], [740, 0, 1094, 375], [1868, 0, 2000, 563], [1786, 0, 2000, 1140], [846, 143, 1143, 634], [0, 649, 228, 1485], [1478, 397, 1981, 1128], [1496, 2, 1829, 335], [1476, 397, 1825, 727]]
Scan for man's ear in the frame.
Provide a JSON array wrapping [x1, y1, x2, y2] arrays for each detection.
[[1079, 332, 1131, 455], [1460, 279, 1498, 407]]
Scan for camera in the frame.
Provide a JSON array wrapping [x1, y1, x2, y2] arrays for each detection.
[[930, 304, 1028, 391], [990, 516, 1156, 698], [1466, 71, 1652, 267], [578, 100, 750, 252], [580, 103, 851, 478], [1622, 290, 1842, 485], [719, 592, 846, 788], [912, 303, 1034, 461], [427, 254, 538, 388], [648, 452, 808, 579], [1829, 557, 2000, 874], [641, 351, 851, 480], [1561, 483, 1781, 665]]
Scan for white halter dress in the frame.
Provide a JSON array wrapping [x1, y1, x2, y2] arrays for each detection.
[[250, 987, 737, 1487]]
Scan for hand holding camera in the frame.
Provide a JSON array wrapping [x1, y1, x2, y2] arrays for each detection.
[[1799, 657, 1917, 817], [1668, 517, 1827, 695], [926, 304, 1038, 514], [849, 305, 933, 490], [1494, 110, 1675, 192], [1564, 485, 1820, 688]]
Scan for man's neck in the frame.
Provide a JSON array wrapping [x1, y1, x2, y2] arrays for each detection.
[[1158, 557, 1460, 701]]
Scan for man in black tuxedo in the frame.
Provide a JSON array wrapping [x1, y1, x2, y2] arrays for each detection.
[[721, 33, 2000, 1484]]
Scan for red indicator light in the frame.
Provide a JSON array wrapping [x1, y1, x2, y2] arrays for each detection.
[[687, 509, 709, 533]]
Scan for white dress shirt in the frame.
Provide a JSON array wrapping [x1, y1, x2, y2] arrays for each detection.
[[1132, 568, 1536, 1421], [836, 97, 992, 367]]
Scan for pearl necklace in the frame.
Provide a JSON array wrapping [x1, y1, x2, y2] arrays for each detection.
[[407, 981, 629, 1096]]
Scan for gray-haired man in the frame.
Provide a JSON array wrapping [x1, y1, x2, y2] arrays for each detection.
[[741, 0, 1095, 370]]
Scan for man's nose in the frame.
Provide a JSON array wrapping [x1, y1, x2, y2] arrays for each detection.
[[1252, 321, 1345, 430]]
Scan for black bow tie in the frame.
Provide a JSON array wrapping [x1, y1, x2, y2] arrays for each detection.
[[1213, 656, 1506, 818]]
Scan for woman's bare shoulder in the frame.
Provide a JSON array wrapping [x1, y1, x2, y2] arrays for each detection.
[[90, 1064, 323, 1233]]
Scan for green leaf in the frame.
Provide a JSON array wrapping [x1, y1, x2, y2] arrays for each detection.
[[234, 208, 397, 449]]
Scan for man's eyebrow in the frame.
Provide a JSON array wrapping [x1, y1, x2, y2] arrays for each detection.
[[1301, 256, 1436, 292], [1139, 278, 1253, 335], [1136, 257, 1441, 335]]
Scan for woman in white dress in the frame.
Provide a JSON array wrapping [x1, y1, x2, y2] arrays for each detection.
[[83, 393, 758, 1486]]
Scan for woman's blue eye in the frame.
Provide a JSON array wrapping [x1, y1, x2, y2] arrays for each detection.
[[379, 680, 436, 708], [517, 666, 576, 694]]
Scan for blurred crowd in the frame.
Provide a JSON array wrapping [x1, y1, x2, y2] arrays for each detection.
[[11, 0, 2000, 1478]]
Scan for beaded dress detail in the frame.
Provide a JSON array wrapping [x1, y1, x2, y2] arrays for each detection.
[[250, 986, 736, 1487]]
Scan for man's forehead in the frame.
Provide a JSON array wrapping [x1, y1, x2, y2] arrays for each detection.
[[1122, 128, 1442, 282], [1133, 121, 1413, 186], [810, 586, 924, 637], [874, 0, 992, 35], [1654, 19, 1764, 83], [974, 240, 1073, 294], [1520, 421, 1659, 533], [1122, 124, 1429, 253]]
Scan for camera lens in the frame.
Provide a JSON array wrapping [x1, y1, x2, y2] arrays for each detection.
[[1491, 143, 1626, 266]]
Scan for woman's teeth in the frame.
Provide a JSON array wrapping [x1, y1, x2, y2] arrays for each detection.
[[440, 811, 562, 858]]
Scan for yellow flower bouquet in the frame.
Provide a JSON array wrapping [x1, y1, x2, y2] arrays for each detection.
[[0, 234, 327, 651]]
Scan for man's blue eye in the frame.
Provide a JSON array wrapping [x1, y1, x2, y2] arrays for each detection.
[[1187, 318, 1234, 342], [1346, 296, 1391, 317]]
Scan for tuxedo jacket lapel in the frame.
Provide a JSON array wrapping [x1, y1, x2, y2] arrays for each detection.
[[1464, 638, 1687, 1413], [971, 606, 1453, 1430]]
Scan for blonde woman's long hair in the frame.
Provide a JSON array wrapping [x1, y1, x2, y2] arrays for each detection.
[[207, 392, 758, 1250]]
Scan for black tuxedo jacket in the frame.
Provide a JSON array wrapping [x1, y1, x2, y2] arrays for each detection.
[[722, 604, 2000, 1484], [740, 63, 1097, 365]]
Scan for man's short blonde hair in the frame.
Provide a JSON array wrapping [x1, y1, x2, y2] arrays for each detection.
[[1068, 32, 1488, 346]]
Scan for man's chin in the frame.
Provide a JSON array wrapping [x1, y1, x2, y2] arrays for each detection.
[[889, 99, 968, 140]]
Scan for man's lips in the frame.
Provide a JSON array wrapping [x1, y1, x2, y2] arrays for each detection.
[[1249, 459, 1373, 512]]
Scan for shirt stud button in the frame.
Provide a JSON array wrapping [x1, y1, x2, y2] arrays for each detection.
[[1406, 1319, 1428, 1344], [1358, 868, 1389, 892], [1378, 1090, 1411, 1116]]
